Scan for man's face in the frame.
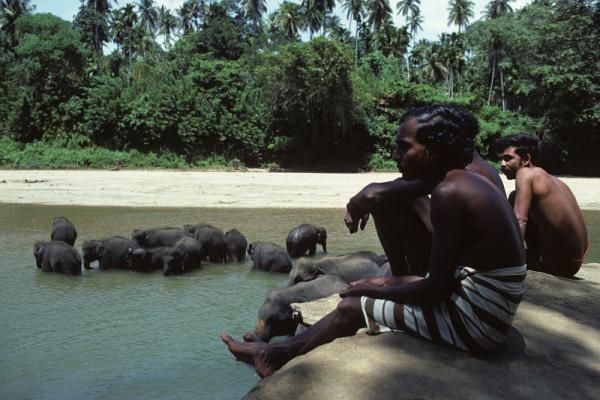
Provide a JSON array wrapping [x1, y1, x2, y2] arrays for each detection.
[[392, 118, 429, 180], [500, 146, 528, 180]]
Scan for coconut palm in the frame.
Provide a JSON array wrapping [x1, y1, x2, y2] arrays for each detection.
[[447, 0, 474, 33], [421, 42, 447, 83], [177, 0, 202, 34], [396, 0, 419, 19], [302, 0, 323, 39], [111, 4, 138, 75], [158, 5, 177, 47], [407, 8, 422, 47], [483, 0, 513, 19], [341, 0, 364, 64], [367, 0, 392, 33], [137, 0, 158, 37], [275, 1, 304, 41], [242, 0, 267, 37], [0, 0, 33, 46]]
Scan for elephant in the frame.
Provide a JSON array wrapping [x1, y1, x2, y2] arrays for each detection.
[[344, 251, 388, 267], [225, 229, 247, 262], [286, 224, 327, 258], [248, 242, 292, 273], [184, 223, 215, 234], [33, 240, 82, 275], [82, 236, 140, 270], [244, 275, 348, 342], [50, 216, 77, 246], [194, 226, 227, 263], [376, 262, 393, 277], [286, 254, 381, 286], [131, 227, 192, 248], [129, 247, 168, 272], [162, 236, 202, 276]]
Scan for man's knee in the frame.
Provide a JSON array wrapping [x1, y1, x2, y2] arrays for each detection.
[[335, 297, 363, 321]]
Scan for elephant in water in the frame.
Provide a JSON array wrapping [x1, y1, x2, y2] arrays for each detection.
[[131, 227, 192, 248], [33, 241, 81, 275], [287, 254, 382, 286], [286, 224, 327, 258], [248, 242, 292, 273], [244, 275, 348, 343], [194, 226, 227, 263], [51, 216, 77, 246], [225, 229, 247, 263], [162, 236, 202, 276], [82, 236, 140, 270], [129, 247, 168, 272]]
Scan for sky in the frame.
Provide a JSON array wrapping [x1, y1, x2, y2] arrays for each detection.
[[31, 0, 531, 42]]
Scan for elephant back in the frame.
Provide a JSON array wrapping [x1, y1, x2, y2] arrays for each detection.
[[225, 229, 247, 262], [51, 216, 77, 246]]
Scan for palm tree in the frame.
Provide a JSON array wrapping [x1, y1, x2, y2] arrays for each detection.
[[137, 0, 158, 37], [396, 0, 419, 19], [111, 4, 138, 76], [421, 42, 448, 83], [275, 1, 303, 41], [158, 6, 176, 48], [367, 0, 392, 33], [302, 0, 323, 39], [407, 8, 422, 47], [341, 0, 364, 64], [0, 0, 33, 47], [242, 0, 267, 38], [447, 0, 474, 33], [177, 0, 202, 34], [483, 0, 513, 19]]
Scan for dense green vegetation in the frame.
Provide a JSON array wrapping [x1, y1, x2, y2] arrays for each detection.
[[0, 0, 598, 173]]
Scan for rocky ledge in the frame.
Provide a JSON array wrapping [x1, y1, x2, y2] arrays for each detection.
[[245, 265, 600, 400]]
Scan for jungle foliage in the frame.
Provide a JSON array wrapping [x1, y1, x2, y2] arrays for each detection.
[[0, 0, 598, 173]]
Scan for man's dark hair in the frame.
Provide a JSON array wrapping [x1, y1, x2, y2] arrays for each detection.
[[399, 104, 475, 170], [495, 133, 539, 161]]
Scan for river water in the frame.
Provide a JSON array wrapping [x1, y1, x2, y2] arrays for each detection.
[[1, 204, 598, 400]]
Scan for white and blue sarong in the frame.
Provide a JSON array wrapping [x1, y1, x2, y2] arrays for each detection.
[[360, 265, 527, 352]]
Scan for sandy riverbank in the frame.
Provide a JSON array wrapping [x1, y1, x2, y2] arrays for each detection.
[[1, 169, 599, 209]]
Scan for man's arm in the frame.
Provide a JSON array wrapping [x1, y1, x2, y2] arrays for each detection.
[[513, 170, 534, 238], [345, 178, 432, 233], [341, 184, 459, 305]]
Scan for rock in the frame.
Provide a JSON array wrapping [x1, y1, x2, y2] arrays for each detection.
[[245, 265, 600, 400]]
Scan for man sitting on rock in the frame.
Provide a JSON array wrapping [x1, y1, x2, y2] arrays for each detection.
[[343, 103, 506, 277], [497, 133, 588, 277], [220, 105, 526, 378]]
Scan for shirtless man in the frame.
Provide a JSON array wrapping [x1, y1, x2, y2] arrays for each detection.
[[220, 105, 526, 378], [344, 103, 505, 277], [497, 133, 588, 277]]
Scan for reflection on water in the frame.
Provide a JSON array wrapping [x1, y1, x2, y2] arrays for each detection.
[[0, 204, 597, 400]]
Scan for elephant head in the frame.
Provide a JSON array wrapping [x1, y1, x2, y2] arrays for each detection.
[[132, 229, 151, 247], [162, 247, 185, 276], [253, 289, 299, 342], [81, 240, 104, 269], [33, 241, 47, 269], [287, 258, 323, 286], [247, 242, 258, 258], [316, 226, 327, 252]]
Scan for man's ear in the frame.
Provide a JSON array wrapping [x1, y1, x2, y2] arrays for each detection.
[[523, 153, 532, 167]]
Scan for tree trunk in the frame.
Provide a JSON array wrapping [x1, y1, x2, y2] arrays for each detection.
[[500, 67, 506, 111], [487, 53, 496, 106], [355, 23, 359, 67]]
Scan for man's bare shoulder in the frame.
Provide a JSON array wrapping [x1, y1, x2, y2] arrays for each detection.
[[433, 170, 481, 200]]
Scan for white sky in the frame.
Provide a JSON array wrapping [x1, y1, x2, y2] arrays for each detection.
[[32, 0, 531, 42]]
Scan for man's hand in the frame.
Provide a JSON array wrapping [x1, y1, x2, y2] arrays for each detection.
[[344, 210, 369, 234]]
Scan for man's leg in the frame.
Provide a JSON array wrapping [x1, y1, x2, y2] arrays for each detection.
[[371, 196, 432, 276], [221, 296, 365, 378]]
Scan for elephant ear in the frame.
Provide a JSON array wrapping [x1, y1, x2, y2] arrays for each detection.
[[95, 243, 106, 257]]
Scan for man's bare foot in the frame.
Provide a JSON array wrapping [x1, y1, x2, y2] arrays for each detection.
[[219, 333, 277, 378], [242, 330, 264, 343]]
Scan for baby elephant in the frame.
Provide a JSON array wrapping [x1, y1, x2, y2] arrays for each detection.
[[162, 236, 202, 276], [286, 224, 327, 258], [248, 242, 292, 273], [51, 217, 77, 246], [129, 247, 168, 272], [33, 241, 82, 275], [287, 254, 381, 286], [82, 236, 140, 270], [225, 229, 247, 262]]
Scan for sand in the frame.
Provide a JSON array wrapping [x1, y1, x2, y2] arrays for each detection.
[[0, 169, 599, 209]]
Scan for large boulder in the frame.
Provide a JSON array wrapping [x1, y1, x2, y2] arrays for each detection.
[[245, 265, 600, 400]]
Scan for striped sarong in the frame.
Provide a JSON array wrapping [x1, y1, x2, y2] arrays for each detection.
[[360, 265, 527, 352]]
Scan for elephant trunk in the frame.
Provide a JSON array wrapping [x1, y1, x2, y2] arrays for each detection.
[[83, 259, 91, 269], [254, 319, 271, 342], [322, 241, 327, 253]]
